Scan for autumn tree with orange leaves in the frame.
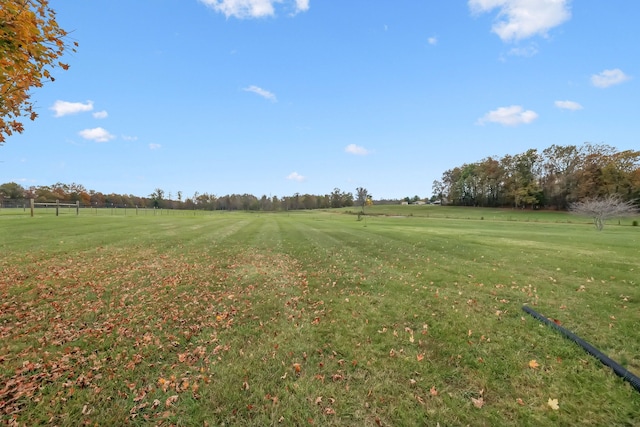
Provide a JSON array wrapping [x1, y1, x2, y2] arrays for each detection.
[[0, 0, 76, 143]]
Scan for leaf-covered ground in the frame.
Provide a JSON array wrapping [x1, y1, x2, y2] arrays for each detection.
[[1, 212, 639, 426]]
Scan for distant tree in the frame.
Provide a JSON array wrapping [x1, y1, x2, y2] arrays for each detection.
[[271, 195, 281, 211], [89, 190, 105, 207], [432, 180, 444, 204], [259, 195, 271, 211], [1, 0, 77, 143], [342, 190, 354, 207], [569, 195, 638, 230], [149, 188, 164, 208], [541, 144, 581, 209], [330, 188, 343, 208], [0, 182, 25, 199], [355, 187, 369, 213]]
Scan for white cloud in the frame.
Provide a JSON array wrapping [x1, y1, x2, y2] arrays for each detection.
[[477, 105, 538, 126], [122, 135, 138, 141], [286, 172, 305, 182], [554, 100, 583, 111], [428, 36, 438, 45], [149, 143, 162, 150], [469, 0, 571, 42], [78, 127, 115, 142], [243, 85, 277, 102], [51, 100, 94, 117], [198, 0, 309, 19], [591, 68, 630, 88], [294, 0, 309, 13], [92, 110, 108, 119], [345, 144, 370, 155]]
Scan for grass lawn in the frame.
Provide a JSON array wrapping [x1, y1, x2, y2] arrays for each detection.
[[1, 208, 639, 426]]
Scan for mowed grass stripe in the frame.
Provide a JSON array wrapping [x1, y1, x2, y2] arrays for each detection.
[[273, 214, 640, 424]]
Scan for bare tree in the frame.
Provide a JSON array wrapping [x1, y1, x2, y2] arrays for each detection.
[[569, 195, 638, 230], [355, 187, 370, 213]]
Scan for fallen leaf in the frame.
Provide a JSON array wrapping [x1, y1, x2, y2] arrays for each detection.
[[516, 398, 524, 406], [471, 396, 484, 408], [430, 386, 438, 396], [548, 398, 559, 410], [133, 390, 146, 402], [528, 359, 540, 369], [165, 395, 178, 407], [416, 353, 424, 362]]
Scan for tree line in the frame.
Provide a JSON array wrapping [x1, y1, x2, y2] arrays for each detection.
[[0, 182, 368, 211], [432, 143, 640, 209]]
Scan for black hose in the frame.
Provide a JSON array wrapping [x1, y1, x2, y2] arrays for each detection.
[[522, 305, 640, 394]]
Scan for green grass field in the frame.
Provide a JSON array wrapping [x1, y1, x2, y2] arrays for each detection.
[[1, 207, 639, 426]]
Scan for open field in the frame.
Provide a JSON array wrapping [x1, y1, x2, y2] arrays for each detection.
[[1, 209, 639, 426]]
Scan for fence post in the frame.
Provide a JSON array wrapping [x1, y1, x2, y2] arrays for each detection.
[[76, 201, 80, 215], [56, 200, 59, 217], [30, 199, 34, 217]]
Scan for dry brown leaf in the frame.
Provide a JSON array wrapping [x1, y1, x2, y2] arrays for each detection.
[[471, 396, 484, 408], [165, 395, 178, 407], [528, 359, 540, 369]]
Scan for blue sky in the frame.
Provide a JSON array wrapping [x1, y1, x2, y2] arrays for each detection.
[[2, 0, 638, 200]]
